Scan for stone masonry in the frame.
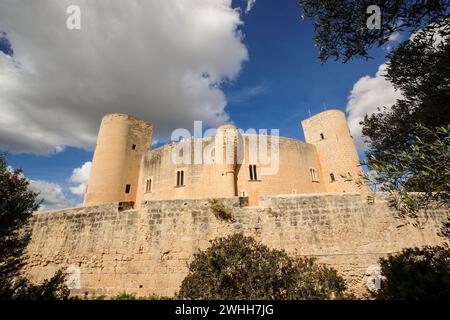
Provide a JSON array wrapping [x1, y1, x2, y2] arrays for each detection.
[[24, 193, 449, 298]]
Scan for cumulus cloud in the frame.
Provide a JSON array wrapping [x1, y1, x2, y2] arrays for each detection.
[[29, 180, 74, 211], [346, 64, 403, 150], [0, 0, 248, 154], [245, 0, 257, 13], [69, 161, 91, 196]]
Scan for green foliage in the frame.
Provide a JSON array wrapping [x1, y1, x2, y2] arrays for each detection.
[[362, 29, 450, 165], [209, 199, 234, 222], [177, 234, 348, 300], [0, 154, 69, 300], [363, 125, 450, 235], [0, 270, 70, 300], [0, 154, 40, 280], [373, 246, 450, 300], [299, 0, 450, 62]]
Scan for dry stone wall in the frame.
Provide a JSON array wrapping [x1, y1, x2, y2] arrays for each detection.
[[24, 194, 448, 297]]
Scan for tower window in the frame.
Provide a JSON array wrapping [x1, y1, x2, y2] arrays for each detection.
[[145, 179, 152, 193], [249, 165, 258, 181], [125, 184, 131, 194], [176, 170, 185, 187], [310, 168, 319, 183], [330, 173, 336, 182], [320, 133, 325, 140], [132, 144, 137, 150]]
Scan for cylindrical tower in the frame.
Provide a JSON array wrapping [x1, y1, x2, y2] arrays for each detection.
[[215, 124, 239, 197], [301, 109, 366, 193], [83, 114, 153, 206]]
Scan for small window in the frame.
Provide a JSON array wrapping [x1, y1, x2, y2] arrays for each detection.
[[241, 190, 248, 197], [145, 179, 152, 193], [132, 144, 137, 150], [320, 133, 325, 140], [310, 168, 319, 182], [249, 165, 258, 181], [330, 173, 336, 182], [176, 170, 184, 187], [125, 184, 131, 194]]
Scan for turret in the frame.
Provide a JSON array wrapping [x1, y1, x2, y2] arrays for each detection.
[[301, 110, 366, 193], [215, 124, 239, 197], [83, 114, 153, 206]]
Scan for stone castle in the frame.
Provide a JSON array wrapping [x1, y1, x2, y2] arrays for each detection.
[[23, 110, 448, 298], [84, 109, 366, 208]]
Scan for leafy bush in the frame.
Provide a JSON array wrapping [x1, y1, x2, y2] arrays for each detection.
[[177, 234, 348, 300], [0, 270, 70, 300], [373, 246, 450, 300]]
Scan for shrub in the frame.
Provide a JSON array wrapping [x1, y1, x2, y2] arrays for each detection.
[[373, 246, 450, 300], [209, 199, 234, 222], [177, 234, 348, 300]]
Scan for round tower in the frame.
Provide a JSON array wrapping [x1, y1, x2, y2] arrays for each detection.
[[215, 124, 239, 197], [301, 109, 366, 193], [83, 114, 153, 206]]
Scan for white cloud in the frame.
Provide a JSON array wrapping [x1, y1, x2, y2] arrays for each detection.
[[245, 0, 256, 13], [0, 0, 248, 154], [346, 64, 403, 151], [69, 161, 91, 196], [29, 180, 74, 211]]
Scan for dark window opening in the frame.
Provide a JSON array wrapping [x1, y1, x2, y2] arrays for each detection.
[[132, 144, 137, 150], [249, 165, 258, 181], [176, 170, 184, 187], [145, 179, 152, 193], [330, 173, 336, 182], [125, 184, 131, 194], [320, 133, 325, 140]]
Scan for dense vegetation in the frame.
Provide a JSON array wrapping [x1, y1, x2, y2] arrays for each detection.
[[177, 234, 349, 300]]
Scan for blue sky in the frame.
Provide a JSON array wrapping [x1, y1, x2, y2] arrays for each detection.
[[0, 0, 401, 208]]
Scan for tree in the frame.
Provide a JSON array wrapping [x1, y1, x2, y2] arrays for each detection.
[[177, 234, 348, 300], [364, 125, 450, 236], [300, 0, 450, 62], [373, 246, 450, 300], [362, 29, 450, 164], [0, 154, 39, 281], [0, 154, 69, 300]]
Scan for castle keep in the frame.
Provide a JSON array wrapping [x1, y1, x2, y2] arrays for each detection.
[[84, 109, 366, 207], [23, 109, 448, 297]]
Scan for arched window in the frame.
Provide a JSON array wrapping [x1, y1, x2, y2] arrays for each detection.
[[330, 173, 336, 182], [249, 165, 257, 181], [320, 133, 325, 140]]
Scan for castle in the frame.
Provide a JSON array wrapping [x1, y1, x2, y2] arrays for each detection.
[[23, 109, 447, 297], [84, 109, 366, 208]]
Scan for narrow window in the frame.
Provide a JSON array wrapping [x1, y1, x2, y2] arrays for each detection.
[[125, 184, 131, 194], [249, 165, 258, 181], [176, 170, 184, 187], [132, 144, 137, 150], [320, 133, 324, 140], [330, 173, 336, 182], [145, 179, 152, 193]]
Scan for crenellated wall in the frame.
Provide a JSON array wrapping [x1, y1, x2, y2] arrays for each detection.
[[24, 194, 448, 298]]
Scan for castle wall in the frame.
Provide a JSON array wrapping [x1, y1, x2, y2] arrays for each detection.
[[24, 194, 448, 298], [137, 136, 326, 206]]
